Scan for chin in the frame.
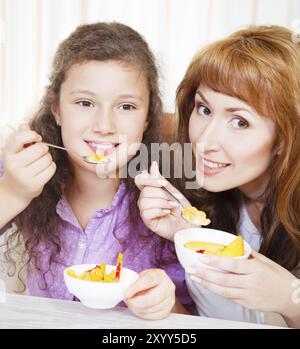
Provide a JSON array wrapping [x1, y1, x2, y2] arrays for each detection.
[[200, 181, 236, 193]]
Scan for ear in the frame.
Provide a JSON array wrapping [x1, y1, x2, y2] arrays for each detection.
[[50, 102, 61, 127]]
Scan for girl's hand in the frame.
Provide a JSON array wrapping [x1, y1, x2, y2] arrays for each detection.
[[124, 269, 176, 320], [1, 123, 56, 204], [187, 250, 300, 323], [135, 161, 192, 241]]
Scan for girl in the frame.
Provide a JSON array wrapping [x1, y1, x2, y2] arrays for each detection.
[[0, 22, 194, 319], [135, 25, 300, 327]]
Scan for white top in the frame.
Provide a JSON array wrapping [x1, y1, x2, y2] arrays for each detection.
[[186, 203, 265, 324]]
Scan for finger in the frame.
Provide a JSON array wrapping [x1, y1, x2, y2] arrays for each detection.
[[195, 254, 255, 274], [138, 309, 171, 320], [17, 143, 49, 167], [150, 162, 190, 207], [124, 269, 163, 299], [33, 161, 56, 185], [129, 305, 172, 320], [250, 249, 274, 265], [142, 208, 171, 221], [150, 161, 161, 177], [136, 167, 190, 207], [141, 186, 175, 200], [125, 276, 174, 310], [126, 296, 173, 316], [139, 197, 179, 212], [125, 287, 162, 310], [6, 131, 42, 154], [186, 266, 249, 289], [141, 186, 187, 206], [29, 154, 53, 177], [135, 173, 167, 190], [190, 275, 245, 300]]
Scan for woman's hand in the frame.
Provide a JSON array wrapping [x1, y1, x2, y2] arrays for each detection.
[[135, 161, 192, 241], [1, 123, 56, 204], [186, 250, 300, 327], [124, 269, 176, 320]]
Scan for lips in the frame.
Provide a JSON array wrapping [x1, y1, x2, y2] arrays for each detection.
[[199, 157, 231, 176]]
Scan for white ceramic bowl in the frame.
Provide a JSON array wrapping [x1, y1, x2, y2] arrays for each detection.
[[174, 228, 251, 271], [64, 264, 139, 309]]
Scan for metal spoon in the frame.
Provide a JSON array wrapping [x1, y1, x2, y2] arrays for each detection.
[[160, 186, 202, 226], [43, 142, 110, 165]]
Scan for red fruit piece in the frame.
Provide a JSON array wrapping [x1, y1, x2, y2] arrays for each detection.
[[196, 249, 205, 254]]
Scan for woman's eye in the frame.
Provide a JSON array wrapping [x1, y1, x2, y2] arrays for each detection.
[[230, 117, 249, 129], [78, 100, 93, 107], [119, 104, 135, 111], [196, 103, 211, 116]]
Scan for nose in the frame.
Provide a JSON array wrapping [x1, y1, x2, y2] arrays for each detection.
[[92, 108, 116, 135], [196, 118, 222, 153]]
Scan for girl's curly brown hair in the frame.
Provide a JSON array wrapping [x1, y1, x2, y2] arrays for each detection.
[[3, 22, 177, 291]]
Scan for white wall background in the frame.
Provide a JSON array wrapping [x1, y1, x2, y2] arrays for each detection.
[[1, 0, 300, 129]]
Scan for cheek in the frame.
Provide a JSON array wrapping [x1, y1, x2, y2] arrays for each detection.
[[237, 137, 274, 166], [119, 117, 147, 143]]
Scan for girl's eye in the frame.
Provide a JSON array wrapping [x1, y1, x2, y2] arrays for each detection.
[[78, 100, 93, 108], [230, 117, 249, 129], [196, 103, 211, 116], [119, 104, 136, 111]]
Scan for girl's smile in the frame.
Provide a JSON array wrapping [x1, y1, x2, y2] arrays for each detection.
[[52, 60, 150, 176], [84, 140, 120, 157]]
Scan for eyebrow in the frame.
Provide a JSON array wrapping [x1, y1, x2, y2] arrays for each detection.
[[196, 90, 210, 105], [69, 90, 144, 102], [118, 94, 144, 101], [195, 90, 254, 115], [70, 90, 97, 96]]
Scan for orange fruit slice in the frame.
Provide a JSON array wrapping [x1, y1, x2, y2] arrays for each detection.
[[219, 236, 244, 257], [184, 236, 244, 257]]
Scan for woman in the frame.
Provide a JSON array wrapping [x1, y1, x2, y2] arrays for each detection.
[[135, 25, 300, 327]]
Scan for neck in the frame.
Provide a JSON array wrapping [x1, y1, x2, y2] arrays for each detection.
[[239, 171, 270, 204], [238, 171, 271, 232], [66, 167, 120, 208]]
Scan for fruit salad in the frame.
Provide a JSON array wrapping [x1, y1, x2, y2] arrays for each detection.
[[184, 236, 244, 258], [86, 150, 108, 164], [181, 206, 211, 226], [67, 253, 123, 282]]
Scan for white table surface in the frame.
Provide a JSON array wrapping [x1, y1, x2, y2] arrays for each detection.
[[0, 293, 283, 329]]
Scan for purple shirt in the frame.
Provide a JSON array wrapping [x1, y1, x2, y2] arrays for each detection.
[[0, 161, 195, 311]]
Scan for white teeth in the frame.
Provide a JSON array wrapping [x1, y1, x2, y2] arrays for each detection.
[[203, 159, 227, 169], [90, 142, 115, 151]]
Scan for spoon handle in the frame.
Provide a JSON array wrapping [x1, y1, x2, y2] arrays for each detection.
[[42, 143, 82, 158], [43, 143, 69, 152], [160, 186, 185, 208]]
